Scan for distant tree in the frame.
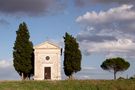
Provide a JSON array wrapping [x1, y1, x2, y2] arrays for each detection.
[[13, 22, 34, 80], [101, 57, 130, 80], [129, 75, 135, 79], [63, 32, 82, 79]]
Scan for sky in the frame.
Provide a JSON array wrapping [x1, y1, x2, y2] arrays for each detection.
[[0, 0, 135, 80]]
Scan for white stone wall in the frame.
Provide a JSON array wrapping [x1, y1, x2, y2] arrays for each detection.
[[34, 42, 61, 80]]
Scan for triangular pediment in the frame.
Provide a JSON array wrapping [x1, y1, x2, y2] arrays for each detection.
[[34, 41, 60, 49]]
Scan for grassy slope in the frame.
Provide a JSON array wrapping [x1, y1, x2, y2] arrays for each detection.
[[0, 80, 135, 90]]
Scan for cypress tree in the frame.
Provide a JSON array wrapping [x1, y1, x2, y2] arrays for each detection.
[[63, 32, 82, 79], [13, 22, 34, 80]]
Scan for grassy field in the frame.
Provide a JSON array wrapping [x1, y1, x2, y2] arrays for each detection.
[[0, 80, 135, 90]]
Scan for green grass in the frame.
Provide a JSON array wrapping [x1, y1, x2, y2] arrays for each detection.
[[0, 80, 135, 90]]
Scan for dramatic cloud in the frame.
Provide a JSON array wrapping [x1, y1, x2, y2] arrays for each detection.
[[0, 0, 65, 16], [76, 4, 135, 25], [76, 4, 135, 58], [0, 60, 19, 80], [0, 0, 134, 16]]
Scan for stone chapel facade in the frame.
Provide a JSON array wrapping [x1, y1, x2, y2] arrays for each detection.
[[34, 41, 61, 80]]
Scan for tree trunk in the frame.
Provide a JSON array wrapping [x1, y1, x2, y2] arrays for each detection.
[[68, 74, 73, 80], [114, 71, 117, 80], [21, 73, 28, 80], [21, 73, 24, 80]]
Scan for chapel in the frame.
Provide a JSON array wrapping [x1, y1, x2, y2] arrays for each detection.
[[34, 41, 61, 80]]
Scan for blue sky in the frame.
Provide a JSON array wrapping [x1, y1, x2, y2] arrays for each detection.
[[0, 0, 135, 80]]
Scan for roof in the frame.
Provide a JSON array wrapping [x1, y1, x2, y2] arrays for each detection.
[[34, 41, 61, 49]]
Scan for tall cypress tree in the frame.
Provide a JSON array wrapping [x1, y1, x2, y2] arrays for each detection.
[[63, 32, 82, 79], [13, 22, 34, 80]]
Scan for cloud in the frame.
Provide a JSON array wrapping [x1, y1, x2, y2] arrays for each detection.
[[80, 39, 135, 55], [0, 19, 10, 26], [75, 67, 130, 79], [82, 66, 97, 70], [0, 60, 19, 80], [76, 4, 135, 35], [93, 0, 135, 4], [0, 60, 11, 68], [74, 67, 114, 79], [77, 33, 117, 42], [74, 0, 135, 7], [74, 0, 91, 7], [76, 4, 135, 58], [0, 0, 134, 16], [0, 0, 65, 16], [76, 4, 135, 25]]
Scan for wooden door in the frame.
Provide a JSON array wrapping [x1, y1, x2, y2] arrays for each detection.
[[44, 67, 51, 79]]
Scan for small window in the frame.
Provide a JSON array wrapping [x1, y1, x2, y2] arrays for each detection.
[[46, 56, 50, 60]]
